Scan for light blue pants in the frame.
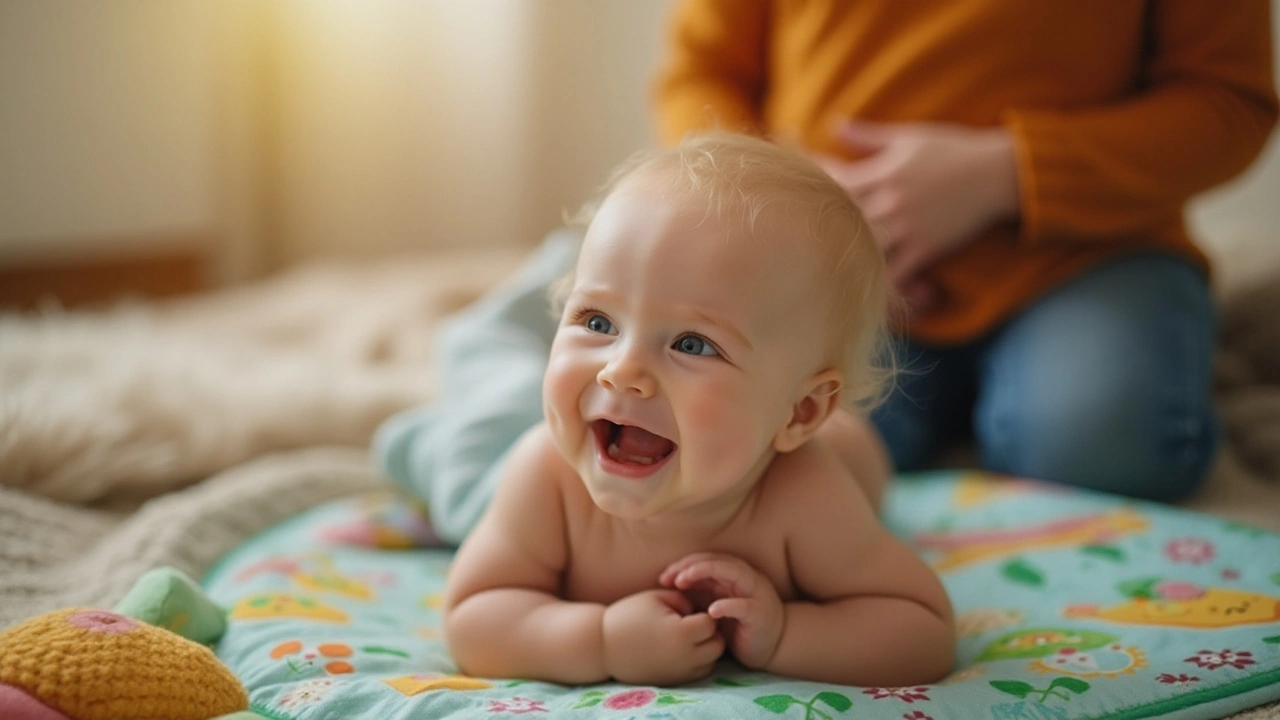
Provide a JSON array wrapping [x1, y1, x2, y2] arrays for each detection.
[[376, 238, 1218, 543], [872, 253, 1219, 502], [375, 231, 577, 543]]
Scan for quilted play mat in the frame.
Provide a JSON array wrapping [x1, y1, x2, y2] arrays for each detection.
[[203, 471, 1280, 720]]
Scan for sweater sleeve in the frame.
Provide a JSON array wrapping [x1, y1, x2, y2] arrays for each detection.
[[1005, 0, 1278, 244], [652, 0, 770, 146]]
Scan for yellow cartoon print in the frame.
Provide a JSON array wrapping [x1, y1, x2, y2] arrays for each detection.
[[1029, 644, 1148, 679], [384, 674, 493, 696], [1065, 578, 1280, 629], [293, 569, 374, 601], [952, 473, 1043, 509], [230, 593, 349, 623]]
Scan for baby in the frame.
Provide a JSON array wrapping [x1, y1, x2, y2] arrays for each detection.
[[442, 133, 955, 687]]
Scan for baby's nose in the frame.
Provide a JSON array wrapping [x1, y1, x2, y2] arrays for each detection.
[[597, 350, 656, 398]]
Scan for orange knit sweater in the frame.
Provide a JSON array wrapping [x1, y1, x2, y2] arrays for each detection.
[[654, 0, 1278, 344]]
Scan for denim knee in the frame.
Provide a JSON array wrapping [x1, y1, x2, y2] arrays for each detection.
[[978, 387, 1218, 501], [974, 255, 1219, 501]]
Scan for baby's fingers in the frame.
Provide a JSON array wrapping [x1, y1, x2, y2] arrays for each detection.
[[679, 610, 720, 644], [682, 613, 726, 666], [708, 597, 755, 621], [694, 632, 726, 668], [659, 552, 733, 587], [673, 557, 755, 597]]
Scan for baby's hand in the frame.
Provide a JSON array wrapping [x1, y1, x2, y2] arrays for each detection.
[[659, 553, 784, 670], [602, 588, 724, 685]]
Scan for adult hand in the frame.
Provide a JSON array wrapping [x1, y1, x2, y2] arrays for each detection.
[[811, 121, 1020, 308], [602, 588, 724, 685], [659, 552, 784, 671]]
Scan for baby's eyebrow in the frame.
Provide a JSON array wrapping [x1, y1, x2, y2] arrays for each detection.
[[687, 308, 753, 351], [570, 287, 622, 306]]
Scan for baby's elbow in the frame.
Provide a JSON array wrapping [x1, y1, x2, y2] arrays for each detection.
[[442, 601, 499, 678], [922, 620, 958, 684]]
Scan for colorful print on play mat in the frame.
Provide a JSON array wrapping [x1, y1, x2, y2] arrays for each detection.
[[203, 471, 1280, 720]]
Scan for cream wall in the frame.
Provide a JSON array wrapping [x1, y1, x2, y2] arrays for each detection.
[[0, 0, 1275, 288], [0, 1, 218, 261], [258, 0, 670, 267], [0, 0, 671, 280]]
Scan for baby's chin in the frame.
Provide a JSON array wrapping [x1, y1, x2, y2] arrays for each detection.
[[582, 480, 666, 521]]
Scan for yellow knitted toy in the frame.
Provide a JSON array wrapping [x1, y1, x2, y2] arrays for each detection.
[[0, 607, 249, 720]]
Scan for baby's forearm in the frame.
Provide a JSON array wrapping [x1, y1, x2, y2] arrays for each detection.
[[766, 597, 955, 686], [445, 588, 607, 684]]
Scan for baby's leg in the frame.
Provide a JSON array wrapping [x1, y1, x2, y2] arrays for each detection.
[[815, 408, 892, 512], [374, 230, 580, 542]]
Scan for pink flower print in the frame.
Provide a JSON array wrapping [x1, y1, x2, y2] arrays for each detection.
[[1156, 673, 1200, 685], [863, 687, 931, 703], [1154, 580, 1205, 600], [603, 689, 657, 710], [67, 610, 138, 635], [1184, 649, 1255, 670], [904, 712, 935, 720], [487, 697, 548, 714], [1164, 537, 1214, 565]]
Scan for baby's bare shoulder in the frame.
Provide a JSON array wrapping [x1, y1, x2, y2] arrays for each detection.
[[759, 442, 873, 521], [502, 423, 574, 488]]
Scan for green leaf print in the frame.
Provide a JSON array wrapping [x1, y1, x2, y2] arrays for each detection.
[[656, 692, 697, 705], [1263, 635, 1280, 644], [573, 690, 605, 708], [1270, 572, 1280, 586], [755, 695, 796, 713], [754, 692, 850, 719], [1080, 545, 1125, 562], [360, 645, 410, 658], [1001, 559, 1045, 587], [1048, 677, 1091, 694], [1223, 521, 1265, 538], [814, 692, 852, 712], [992, 677, 1090, 703], [990, 680, 1035, 698]]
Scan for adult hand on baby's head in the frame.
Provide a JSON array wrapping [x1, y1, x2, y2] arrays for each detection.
[[602, 589, 724, 686], [810, 120, 1020, 311], [660, 552, 785, 672]]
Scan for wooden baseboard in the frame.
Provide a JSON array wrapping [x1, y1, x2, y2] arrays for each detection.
[[0, 250, 210, 310]]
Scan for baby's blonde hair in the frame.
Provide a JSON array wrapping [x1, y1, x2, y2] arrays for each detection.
[[562, 132, 896, 409]]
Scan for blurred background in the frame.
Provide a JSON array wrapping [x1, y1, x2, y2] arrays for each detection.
[[0, 0, 668, 307], [1, 0, 1278, 308]]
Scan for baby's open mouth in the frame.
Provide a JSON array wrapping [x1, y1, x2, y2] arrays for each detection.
[[591, 419, 676, 466]]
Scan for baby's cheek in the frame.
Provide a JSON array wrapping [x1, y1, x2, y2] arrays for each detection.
[[542, 354, 578, 410], [683, 382, 759, 448]]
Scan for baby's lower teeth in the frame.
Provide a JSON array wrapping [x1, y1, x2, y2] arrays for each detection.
[[607, 442, 656, 465]]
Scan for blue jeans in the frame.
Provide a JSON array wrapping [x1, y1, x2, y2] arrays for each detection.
[[870, 254, 1220, 501]]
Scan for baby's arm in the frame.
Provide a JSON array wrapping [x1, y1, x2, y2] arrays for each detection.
[[442, 425, 607, 684], [444, 424, 723, 685], [773, 451, 955, 686]]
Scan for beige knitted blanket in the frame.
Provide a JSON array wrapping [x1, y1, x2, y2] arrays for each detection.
[[0, 249, 525, 627], [1, 247, 1278, 718]]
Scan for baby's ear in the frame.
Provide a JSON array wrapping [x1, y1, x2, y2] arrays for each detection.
[[773, 369, 842, 453]]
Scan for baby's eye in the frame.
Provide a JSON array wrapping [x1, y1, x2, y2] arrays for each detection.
[[673, 334, 719, 357], [584, 314, 616, 335]]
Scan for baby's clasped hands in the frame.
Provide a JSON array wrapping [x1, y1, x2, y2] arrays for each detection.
[[660, 552, 785, 672]]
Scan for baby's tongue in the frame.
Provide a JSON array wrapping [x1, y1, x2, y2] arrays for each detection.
[[613, 425, 674, 461]]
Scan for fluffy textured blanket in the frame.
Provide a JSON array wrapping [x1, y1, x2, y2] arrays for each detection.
[[1, 245, 1278, 718], [0, 248, 523, 625]]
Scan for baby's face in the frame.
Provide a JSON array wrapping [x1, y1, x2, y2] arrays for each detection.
[[544, 185, 832, 522]]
